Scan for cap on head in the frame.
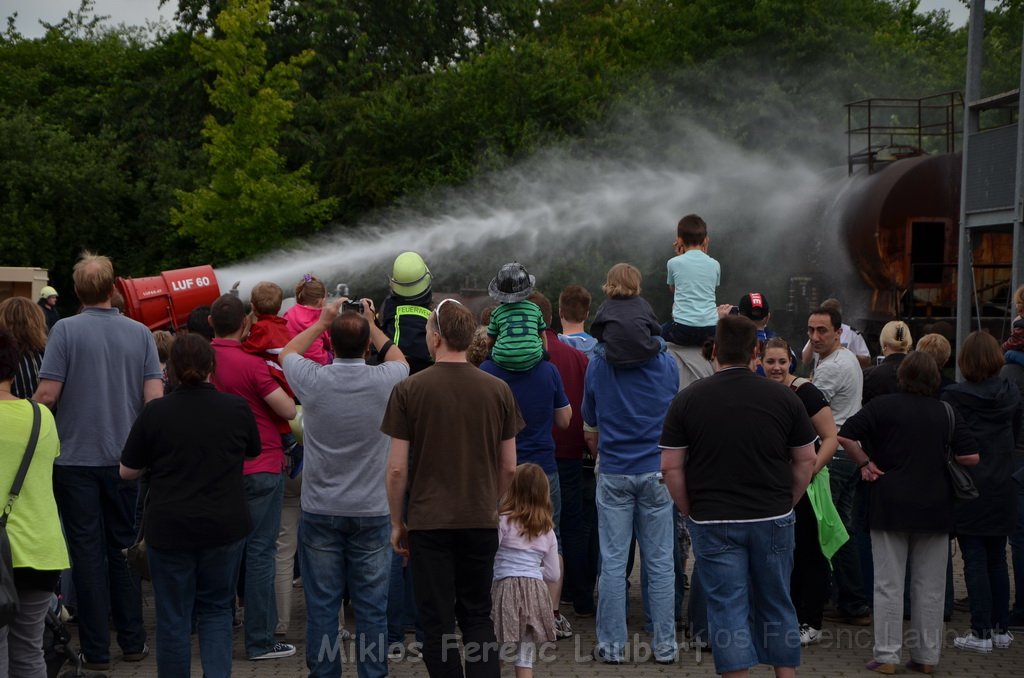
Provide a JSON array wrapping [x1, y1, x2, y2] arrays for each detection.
[[488, 262, 535, 303], [390, 252, 432, 298], [738, 292, 769, 321], [40, 286, 58, 299]]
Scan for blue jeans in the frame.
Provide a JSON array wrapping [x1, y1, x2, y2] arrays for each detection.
[[689, 513, 801, 674], [661, 321, 716, 347], [828, 457, 869, 615], [387, 550, 422, 644], [148, 540, 245, 677], [958, 534, 1011, 637], [633, 512, 686, 632], [634, 512, 684, 630], [595, 472, 676, 662], [52, 465, 146, 663], [243, 472, 284, 658], [300, 511, 391, 678]]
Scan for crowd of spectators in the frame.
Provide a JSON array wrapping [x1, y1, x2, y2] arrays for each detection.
[[1, 226, 1023, 678]]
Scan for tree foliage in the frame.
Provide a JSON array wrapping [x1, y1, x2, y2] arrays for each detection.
[[170, 0, 336, 263], [170, 0, 542, 86], [0, 0, 1020, 288]]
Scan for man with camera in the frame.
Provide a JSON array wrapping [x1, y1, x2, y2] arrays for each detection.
[[282, 297, 408, 677]]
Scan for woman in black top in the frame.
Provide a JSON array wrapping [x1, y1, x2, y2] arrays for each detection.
[[861, 320, 912, 405], [763, 337, 838, 647], [942, 331, 1022, 653], [839, 352, 979, 674], [120, 334, 261, 677]]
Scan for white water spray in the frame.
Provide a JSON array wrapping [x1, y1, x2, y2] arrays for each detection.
[[216, 122, 845, 301]]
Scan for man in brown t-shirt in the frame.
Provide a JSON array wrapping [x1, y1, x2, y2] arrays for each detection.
[[382, 298, 522, 678]]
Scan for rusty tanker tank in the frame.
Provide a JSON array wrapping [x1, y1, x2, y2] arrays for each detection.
[[832, 152, 1011, 320]]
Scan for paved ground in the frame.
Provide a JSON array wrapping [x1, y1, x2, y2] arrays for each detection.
[[67, 547, 1021, 677]]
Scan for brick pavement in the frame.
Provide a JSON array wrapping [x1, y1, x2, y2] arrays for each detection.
[[71, 551, 1020, 677]]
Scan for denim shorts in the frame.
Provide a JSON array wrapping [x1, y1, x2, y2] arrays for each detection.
[[689, 513, 800, 673]]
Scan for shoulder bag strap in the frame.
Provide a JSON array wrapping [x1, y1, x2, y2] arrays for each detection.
[[1, 400, 41, 528], [941, 401, 955, 453]]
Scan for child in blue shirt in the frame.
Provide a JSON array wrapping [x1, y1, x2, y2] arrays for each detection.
[[663, 214, 721, 347]]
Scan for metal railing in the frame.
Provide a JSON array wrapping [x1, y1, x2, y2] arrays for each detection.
[[847, 92, 963, 174], [903, 261, 1010, 319]]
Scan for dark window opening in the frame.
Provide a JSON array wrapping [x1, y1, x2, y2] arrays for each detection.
[[911, 221, 946, 284]]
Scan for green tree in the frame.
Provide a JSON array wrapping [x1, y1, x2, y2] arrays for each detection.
[[169, 0, 541, 85], [171, 0, 336, 262]]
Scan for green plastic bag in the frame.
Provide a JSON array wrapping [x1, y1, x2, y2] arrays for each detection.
[[805, 466, 849, 563]]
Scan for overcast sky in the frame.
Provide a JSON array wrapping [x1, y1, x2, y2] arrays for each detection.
[[6, 0, 973, 39]]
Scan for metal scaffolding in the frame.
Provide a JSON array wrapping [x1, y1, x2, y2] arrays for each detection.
[[955, 0, 1024, 378]]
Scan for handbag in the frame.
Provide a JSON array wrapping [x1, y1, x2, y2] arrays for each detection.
[[124, 539, 150, 581], [124, 491, 150, 581], [0, 400, 42, 628], [942, 401, 979, 501]]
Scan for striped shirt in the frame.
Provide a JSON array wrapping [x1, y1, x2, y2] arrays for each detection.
[[12, 351, 43, 400], [487, 301, 546, 372]]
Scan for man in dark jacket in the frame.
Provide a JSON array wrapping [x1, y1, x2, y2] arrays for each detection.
[[38, 285, 60, 332]]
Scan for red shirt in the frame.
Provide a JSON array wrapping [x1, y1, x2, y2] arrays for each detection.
[[211, 338, 285, 476], [242, 314, 294, 361], [545, 329, 588, 460], [242, 314, 296, 401]]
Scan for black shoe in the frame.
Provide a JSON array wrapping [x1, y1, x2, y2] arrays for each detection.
[[824, 609, 872, 626], [574, 599, 596, 617], [78, 653, 111, 671]]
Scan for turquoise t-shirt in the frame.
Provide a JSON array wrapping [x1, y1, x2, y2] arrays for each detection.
[[667, 250, 720, 326]]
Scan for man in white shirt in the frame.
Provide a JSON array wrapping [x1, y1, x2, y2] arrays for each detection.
[[808, 306, 870, 626], [802, 298, 871, 368]]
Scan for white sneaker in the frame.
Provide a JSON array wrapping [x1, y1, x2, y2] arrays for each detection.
[[799, 624, 822, 646], [553, 612, 573, 639], [954, 632, 993, 653], [994, 630, 1014, 649]]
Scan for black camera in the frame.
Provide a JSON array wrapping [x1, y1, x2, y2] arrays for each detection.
[[342, 299, 364, 313]]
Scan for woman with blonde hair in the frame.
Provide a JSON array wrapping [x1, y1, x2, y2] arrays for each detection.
[[862, 320, 912, 404], [0, 297, 48, 399], [916, 333, 954, 391]]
